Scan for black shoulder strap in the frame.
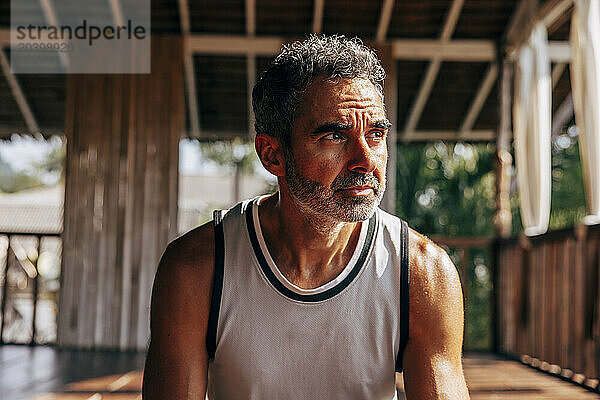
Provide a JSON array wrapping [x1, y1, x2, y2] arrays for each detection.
[[395, 219, 410, 372], [206, 210, 225, 360], [213, 209, 224, 225]]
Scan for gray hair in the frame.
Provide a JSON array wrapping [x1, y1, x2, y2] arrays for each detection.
[[252, 34, 386, 146]]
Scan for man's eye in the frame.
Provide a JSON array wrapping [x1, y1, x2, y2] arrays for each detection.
[[367, 130, 386, 139], [322, 132, 344, 141]]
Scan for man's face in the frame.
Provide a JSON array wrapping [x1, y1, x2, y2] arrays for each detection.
[[283, 77, 389, 222]]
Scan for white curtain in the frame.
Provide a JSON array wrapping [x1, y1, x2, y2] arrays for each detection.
[[513, 23, 552, 236], [571, 0, 600, 225]]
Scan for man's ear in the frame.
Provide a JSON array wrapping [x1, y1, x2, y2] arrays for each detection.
[[255, 133, 286, 177]]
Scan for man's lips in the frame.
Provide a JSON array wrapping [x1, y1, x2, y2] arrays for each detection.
[[337, 186, 374, 195]]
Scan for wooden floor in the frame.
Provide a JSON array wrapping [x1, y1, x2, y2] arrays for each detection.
[[1, 346, 597, 399], [0, 345, 145, 400], [397, 353, 599, 399]]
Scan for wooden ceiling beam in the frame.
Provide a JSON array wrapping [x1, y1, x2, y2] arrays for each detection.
[[506, 0, 537, 44], [506, 0, 574, 56], [0, 29, 8, 47], [38, 0, 69, 70], [178, 0, 201, 138], [440, 0, 465, 41], [547, 40, 570, 63], [539, 0, 574, 29], [0, 29, 494, 61], [505, 40, 570, 62], [177, 0, 190, 33], [551, 62, 566, 89], [38, 0, 60, 30], [107, 0, 124, 26], [376, 0, 395, 43], [460, 62, 499, 135], [188, 34, 499, 59], [0, 50, 40, 134], [188, 35, 283, 55], [245, 0, 256, 36], [312, 0, 325, 34], [0, 32, 525, 62], [551, 92, 573, 138], [401, 130, 496, 142], [402, 0, 465, 137], [392, 39, 495, 61], [245, 0, 256, 136], [402, 60, 442, 134]]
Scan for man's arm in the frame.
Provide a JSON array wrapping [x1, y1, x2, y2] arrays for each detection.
[[402, 231, 470, 399], [142, 223, 215, 400]]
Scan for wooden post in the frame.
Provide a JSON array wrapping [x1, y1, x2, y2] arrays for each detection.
[[490, 238, 500, 353], [493, 57, 513, 238], [30, 236, 40, 345], [58, 35, 184, 350], [491, 56, 513, 354], [370, 42, 397, 215]]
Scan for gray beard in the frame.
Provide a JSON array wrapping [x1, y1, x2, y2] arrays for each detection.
[[283, 150, 386, 223]]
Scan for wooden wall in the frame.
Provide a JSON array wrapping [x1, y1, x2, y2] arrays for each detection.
[[59, 36, 184, 350], [497, 225, 600, 384]]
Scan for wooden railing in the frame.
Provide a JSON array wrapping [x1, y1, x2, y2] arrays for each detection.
[[0, 232, 61, 345], [496, 224, 600, 392]]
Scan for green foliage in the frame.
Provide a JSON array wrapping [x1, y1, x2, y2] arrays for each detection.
[[0, 136, 65, 193], [509, 132, 587, 234], [394, 133, 589, 350], [396, 142, 496, 237], [464, 248, 492, 350], [396, 141, 496, 350], [548, 134, 586, 230], [446, 247, 492, 350], [197, 139, 257, 174], [0, 154, 43, 193]]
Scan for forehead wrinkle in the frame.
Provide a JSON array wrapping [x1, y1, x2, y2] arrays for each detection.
[[294, 77, 386, 139], [321, 113, 384, 135], [330, 98, 386, 122], [337, 100, 381, 111], [337, 85, 383, 104]]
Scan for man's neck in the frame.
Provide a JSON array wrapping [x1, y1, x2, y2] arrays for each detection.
[[258, 192, 363, 289]]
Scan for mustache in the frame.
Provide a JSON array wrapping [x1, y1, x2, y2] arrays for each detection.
[[331, 172, 381, 193]]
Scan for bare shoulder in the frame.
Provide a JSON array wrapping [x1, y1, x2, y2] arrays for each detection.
[[150, 221, 215, 326], [158, 221, 215, 284], [407, 228, 463, 320], [143, 221, 215, 399], [402, 228, 469, 399]]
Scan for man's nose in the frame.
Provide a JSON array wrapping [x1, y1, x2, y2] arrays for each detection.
[[347, 137, 376, 174]]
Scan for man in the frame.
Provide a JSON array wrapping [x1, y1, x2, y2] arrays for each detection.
[[143, 35, 469, 399]]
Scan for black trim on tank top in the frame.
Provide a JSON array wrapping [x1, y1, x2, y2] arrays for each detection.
[[206, 211, 225, 360], [395, 219, 410, 372], [246, 206, 377, 303]]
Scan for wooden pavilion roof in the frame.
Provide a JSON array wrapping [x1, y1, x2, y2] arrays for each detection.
[[0, 0, 575, 141]]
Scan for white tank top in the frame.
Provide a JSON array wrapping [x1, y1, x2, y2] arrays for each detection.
[[206, 196, 409, 400]]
